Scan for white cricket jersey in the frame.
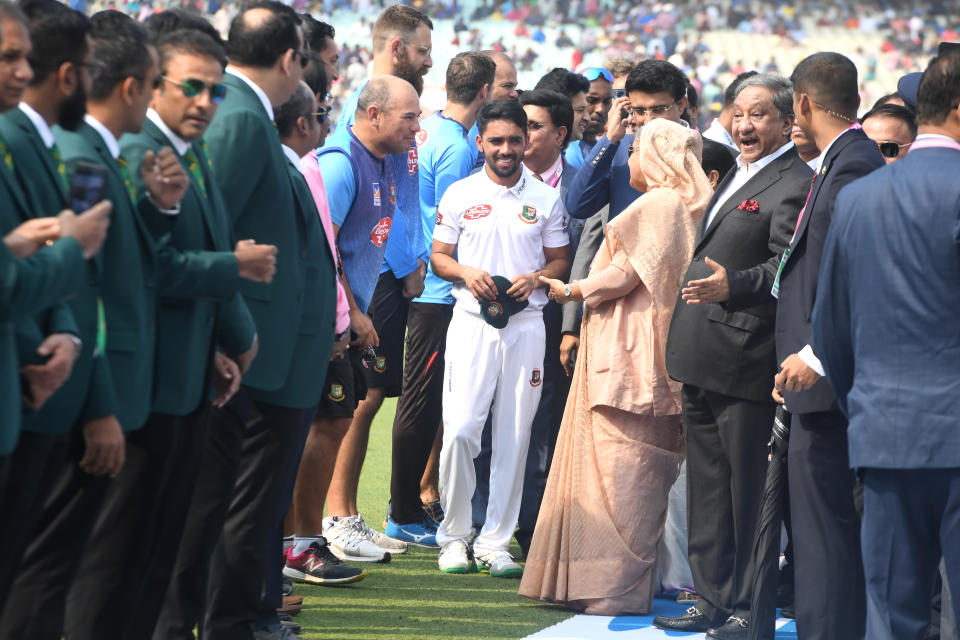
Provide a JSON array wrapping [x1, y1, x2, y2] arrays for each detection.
[[433, 166, 570, 313]]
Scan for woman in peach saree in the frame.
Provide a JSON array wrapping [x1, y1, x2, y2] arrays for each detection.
[[520, 119, 713, 616]]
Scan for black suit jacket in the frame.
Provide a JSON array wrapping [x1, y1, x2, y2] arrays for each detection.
[[666, 145, 812, 403], [774, 128, 884, 413]]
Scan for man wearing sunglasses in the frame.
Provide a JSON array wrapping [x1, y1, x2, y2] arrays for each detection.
[[62, 28, 278, 640], [1, 10, 193, 640], [861, 103, 916, 164], [154, 4, 332, 640]]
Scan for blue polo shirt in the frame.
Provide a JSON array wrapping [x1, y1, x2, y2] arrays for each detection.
[[318, 126, 398, 315], [415, 113, 479, 304], [333, 84, 425, 278]]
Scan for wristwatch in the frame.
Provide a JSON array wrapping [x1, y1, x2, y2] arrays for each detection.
[[563, 284, 572, 299]]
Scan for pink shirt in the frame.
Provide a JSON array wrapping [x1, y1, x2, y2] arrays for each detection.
[[300, 150, 351, 335]]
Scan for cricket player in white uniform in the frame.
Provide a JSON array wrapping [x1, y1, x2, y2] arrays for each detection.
[[431, 99, 570, 577]]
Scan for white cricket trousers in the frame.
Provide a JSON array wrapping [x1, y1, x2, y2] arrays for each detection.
[[436, 307, 545, 556]]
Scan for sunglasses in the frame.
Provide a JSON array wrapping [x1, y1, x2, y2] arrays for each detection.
[[877, 141, 910, 158], [311, 108, 328, 125], [161, 76, 227, 103], [631, 102, 676, 117], [293, 49, 310, 69], [581, 67, 613, 83], [612, 88, 626, 99]]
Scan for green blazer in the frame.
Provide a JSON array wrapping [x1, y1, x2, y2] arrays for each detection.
[[53, 122, 162, 432], [204, 73, 333, 403], [0, 111, 107, 438], [0, 237, 85, 454], [119, 118, 255, 416], [247, 151, 336, 408]]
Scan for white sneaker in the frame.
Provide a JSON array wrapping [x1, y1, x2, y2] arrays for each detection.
[[354, 514, 407, 554], [322, 516, 391, 563], [476, 550, 523, 578], [437, 539, 474, 574]]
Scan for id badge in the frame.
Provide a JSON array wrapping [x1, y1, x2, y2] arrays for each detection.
[[771, 248, 790, 299]]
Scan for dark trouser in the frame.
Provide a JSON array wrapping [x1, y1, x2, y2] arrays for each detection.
[[389, 302, 452, 524], [471, 301, 571, 550], [62, 407, 209, 640], [788, 410, 864, 640], [0, 431, 70, 609], [153, 387, 310, 640], [861, 468, 960, 640], [0, 429, 113, 640], [682, 384, 773, 623]]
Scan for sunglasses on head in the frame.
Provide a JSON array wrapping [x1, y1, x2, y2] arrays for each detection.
[[877, 141, 909, 158], [161, 76, 227, 103], [581, 67, 613, 83]]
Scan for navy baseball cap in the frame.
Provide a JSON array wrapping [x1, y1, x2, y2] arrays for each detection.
[[897, 72, 923, 110], [480, 275, 528, 329]]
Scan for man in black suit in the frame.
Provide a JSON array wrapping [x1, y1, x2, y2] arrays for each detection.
[[655, 73, 812, 639], [771, 52, 884, 640]]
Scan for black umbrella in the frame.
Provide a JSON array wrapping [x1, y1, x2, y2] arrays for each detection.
[[749, 404, 792, 640]]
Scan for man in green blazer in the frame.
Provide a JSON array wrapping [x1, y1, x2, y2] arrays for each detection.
[[0, 0, 110, 615], [0, 10, 193, 640], [62, 29, 274, 640], [156, 5, 338, 640]]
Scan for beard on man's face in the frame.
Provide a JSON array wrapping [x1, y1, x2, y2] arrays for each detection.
[[394, 48, 425, 96], [58, 84, 87, 131]]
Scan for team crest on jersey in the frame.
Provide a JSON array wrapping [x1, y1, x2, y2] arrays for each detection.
[[374, 356, 387, 373], [530, 368, 542, 387], [389, 182, 396, 206], [415, 130, 429, 147], [519, 204, 538, 224], [486, 301, 503, 317], [373, 182, 381, 207], [408, 147, 418, 175], [464, 204, 492, 220], [370, 217, 392, 247], [329, 384, 345, 402]]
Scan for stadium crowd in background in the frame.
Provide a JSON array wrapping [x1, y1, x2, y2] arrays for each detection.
[[0, 0, 958, 640]]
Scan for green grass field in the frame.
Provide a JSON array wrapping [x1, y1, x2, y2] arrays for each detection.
[[295, 398, 575, 639]]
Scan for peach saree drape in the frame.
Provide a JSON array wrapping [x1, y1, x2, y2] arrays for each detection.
[[519, 120, 713, 615]]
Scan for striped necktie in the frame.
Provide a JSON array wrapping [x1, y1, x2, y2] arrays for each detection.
[[0, 136, 14, 174], [115, 156, 137, 203], [50, 142, 69, 192], [183, 147, 206, 196]]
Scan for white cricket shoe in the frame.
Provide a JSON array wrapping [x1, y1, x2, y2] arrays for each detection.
[[323, 515, 391, 563], [438, 539, 474, 574], [476, 551, 523, 578]]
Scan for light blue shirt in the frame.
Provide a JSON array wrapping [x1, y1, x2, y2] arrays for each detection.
[[415, 113, 479, 304]]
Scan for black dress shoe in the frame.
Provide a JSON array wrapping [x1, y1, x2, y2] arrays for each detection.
[[653, 606, 715, 632], [707, 615, 750, 640]]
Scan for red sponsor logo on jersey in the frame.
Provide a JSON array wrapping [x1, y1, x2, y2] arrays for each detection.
[[407, 147, 418, 175], [415, 129, 429, 147], [435, 210, 443, 225], [464, 204, 492, 220], [370, 217, 392, 247]]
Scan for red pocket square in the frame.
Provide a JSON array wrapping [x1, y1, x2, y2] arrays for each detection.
[[738, 200, 760, 212]]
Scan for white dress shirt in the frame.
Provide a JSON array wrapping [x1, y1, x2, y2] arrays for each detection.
[[147, 109, 191, 156], [795, 128, 852, 377], [226, 67, 274, 121], [282, 144, 304, 174], [84, 114, 121, 159], [19, 102, 56, 149], [702, 118, 737, 151], [704, 140, 794, 229]]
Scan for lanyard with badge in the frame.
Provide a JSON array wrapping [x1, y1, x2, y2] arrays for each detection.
[[771, 123, 863, 299]]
